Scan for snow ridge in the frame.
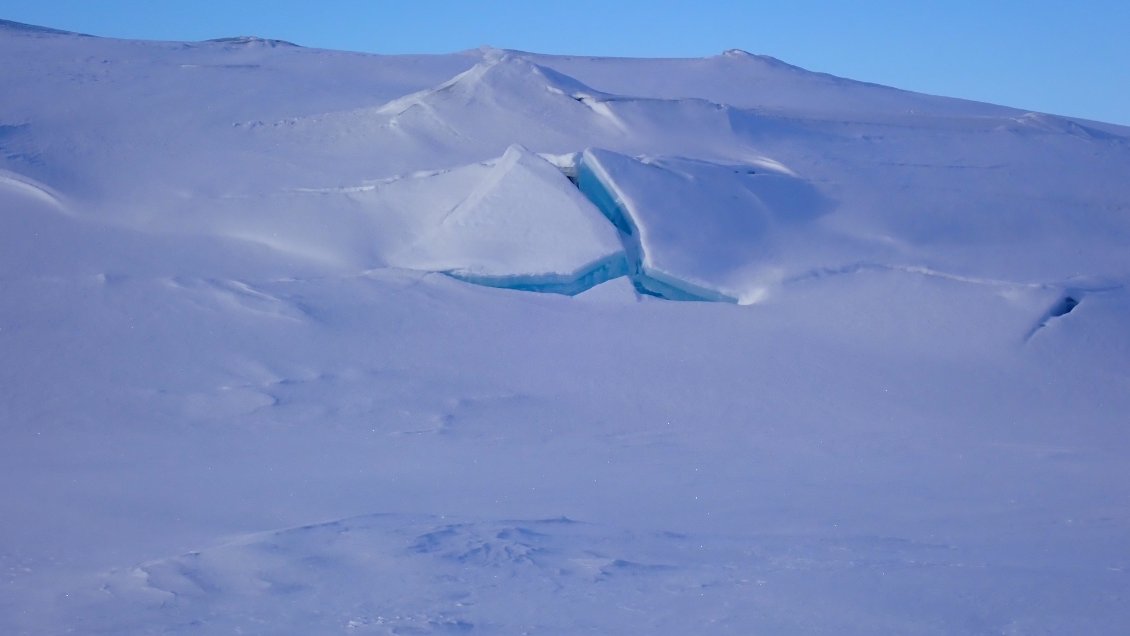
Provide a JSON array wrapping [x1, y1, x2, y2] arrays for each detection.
[[0, 19, 82, 36]]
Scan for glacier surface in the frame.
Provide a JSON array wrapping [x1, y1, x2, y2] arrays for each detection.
[[2, 18, 1130, 635]]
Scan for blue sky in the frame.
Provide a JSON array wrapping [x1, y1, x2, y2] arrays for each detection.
[[2, 0, 1128, 125]]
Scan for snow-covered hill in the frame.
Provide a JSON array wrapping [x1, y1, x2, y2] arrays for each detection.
[[2, 20, 1129, 634]]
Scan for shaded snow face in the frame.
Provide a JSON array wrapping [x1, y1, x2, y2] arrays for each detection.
[[4, 22, 1130, 636], [574, 149, 834, 303]]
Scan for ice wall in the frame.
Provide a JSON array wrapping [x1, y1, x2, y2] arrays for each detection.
[[574, 154, 731, 301]]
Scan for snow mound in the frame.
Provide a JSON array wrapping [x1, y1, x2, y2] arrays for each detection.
[[377, 52, 611, 118], [391, 145, 626, 293], [371, 53, 626, 151]]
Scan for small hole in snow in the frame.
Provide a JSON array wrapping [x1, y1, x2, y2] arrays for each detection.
[[1049, 296, 1079, 318]]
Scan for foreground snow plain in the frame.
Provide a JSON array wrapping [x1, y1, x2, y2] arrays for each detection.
[[2, 19, 1130, 634]]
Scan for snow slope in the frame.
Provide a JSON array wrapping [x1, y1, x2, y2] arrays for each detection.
[[2, 19, 1130, 635]]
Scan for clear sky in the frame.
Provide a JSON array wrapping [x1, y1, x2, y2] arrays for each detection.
[[2, 0, 1128, 125]]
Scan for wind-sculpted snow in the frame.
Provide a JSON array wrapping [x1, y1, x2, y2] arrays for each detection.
[[0, 169, 67, 213], [4, 20, 1130, 636], [47, 512, 1130, 635]]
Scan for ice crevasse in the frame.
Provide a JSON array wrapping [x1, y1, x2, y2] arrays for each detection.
[[397, 144, 827, 303]]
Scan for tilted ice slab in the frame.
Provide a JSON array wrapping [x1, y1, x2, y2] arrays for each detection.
[[576, 148, 829, 303], [391, 145, 626, 293]]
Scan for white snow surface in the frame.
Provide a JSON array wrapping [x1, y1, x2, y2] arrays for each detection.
[[2, 20, 1130, 635]]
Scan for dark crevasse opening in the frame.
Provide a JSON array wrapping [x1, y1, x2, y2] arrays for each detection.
[[1049, 296, 1079, 318], [1025, 293, 1083, 341], [574, 160, 640, 247], [437, 150, 740, 302]]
